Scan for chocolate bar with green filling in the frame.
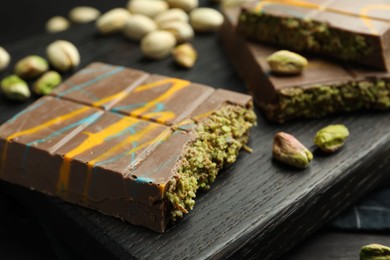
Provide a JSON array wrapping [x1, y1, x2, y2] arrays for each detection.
[[221, 7, 390, 123], [0, 63, 256, 232], [236, 0, 390, 71]]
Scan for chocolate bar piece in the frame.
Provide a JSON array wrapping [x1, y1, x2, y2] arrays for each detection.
[[221, 7, 390, 123], [236, 0, 390, 70], [0, 63, 256, 232]]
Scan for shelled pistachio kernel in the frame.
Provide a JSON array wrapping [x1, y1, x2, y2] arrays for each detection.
[[159, 21, 194, 43], [33, 71, 62, 95], [46, 16, 70, 33], [123, 14, 157, 41], [0, 47, 10, 71], [141, 30, 177, 60], [154, 8, 189, 26], [14, 55, 49, 79], [273, 132, 313, 169], [1, 75, 30, 101], [68, 6, 101, 23], [314, 124, 349, 153], [46, 40, 80, 72], [96, 8, 131, 35], [127, 0, 168, 18], [172, 43, 197, 68], [267, 50, 308, 75], [166, 0, 198, 12], [360, 244, 390, 260], [190, 8, 224, 32], [221, 0, 254, 8]]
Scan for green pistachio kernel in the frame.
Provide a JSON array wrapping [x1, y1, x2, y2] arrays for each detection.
[[14, 55, 49, 79], [360, 244, 390, 260], [33, 71, 62, 95], [273, 132, 313, 169], [1, 75, 31, 101], [314, 124, 349, 153], [267, 50, 308, 75]]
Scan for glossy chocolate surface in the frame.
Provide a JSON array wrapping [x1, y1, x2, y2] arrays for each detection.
[[0, 63, 254, 232], [239, 0, 390, 70], [222, 7, 390, 119]]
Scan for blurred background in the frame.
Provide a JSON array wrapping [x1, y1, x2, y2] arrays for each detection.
[[0, 1, 127, 44]]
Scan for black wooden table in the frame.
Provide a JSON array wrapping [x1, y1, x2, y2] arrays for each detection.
[[1, 1, 390, 259]]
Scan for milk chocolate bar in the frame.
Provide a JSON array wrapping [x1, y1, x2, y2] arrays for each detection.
[[221, 7, 390, 123], [0, 63, 256, 232], [236, 0, 390, 70]]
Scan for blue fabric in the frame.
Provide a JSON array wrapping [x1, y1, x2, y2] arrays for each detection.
[[330, 188, 390, 231]]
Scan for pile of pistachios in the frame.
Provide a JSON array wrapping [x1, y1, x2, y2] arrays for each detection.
[[272, 124, 350, 169], [0, 40, 80, 101], [44, 0, 228, 69]]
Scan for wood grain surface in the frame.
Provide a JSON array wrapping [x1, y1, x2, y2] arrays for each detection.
[[0, 3, 389, 259]]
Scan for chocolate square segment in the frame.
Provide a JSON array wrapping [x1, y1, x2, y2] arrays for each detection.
[[51, 62, 149, 110], [111, 74, 214, 126], [0, 96, 103, 194]]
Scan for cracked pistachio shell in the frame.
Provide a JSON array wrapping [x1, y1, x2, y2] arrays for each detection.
[[123, 14, 157, 41], [273, 132, 313, 169], [69, 6, 101, 23], [360, 244, 390, 260], [14, 55, 49, 79], [267, 50, 308, 75], [96, 8, 131, 34], [46, 16, 70, 33], [154, 8, 189, 26], [46, 40, 80, 72], [1, 75, 30, 101], [127, 0, 168, 18], [33, 71, 62, 95], [166, 0, 198, 12], [141, 30, 177, 60], [159, 21, 194, 43], [0, 47, 10, 71], [314, 124, 349, 153], [172, 43, 197, 68], [190, 8, 224, 32]]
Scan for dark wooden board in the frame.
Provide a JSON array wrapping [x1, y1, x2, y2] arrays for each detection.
[[1, 3, 390, 259]]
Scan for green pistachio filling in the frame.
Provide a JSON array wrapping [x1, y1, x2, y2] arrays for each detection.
[[165, 104, 257, 221], [262, 80, 390, 123], [238, 12, 373, 62]]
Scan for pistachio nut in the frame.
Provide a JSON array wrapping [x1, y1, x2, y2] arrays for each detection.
[[160, 21, 194, 43], [154, 8, 189, 26], [360, 244, 390, 260], [68, 6, 101, 23], [123, 14, 157, 41], [1, 75, 30, 101], [127, 0, 168, 18], [33, 71, 62, 95], [96, 8, 131, 35], [14, 55, 49, 79], [267, 50, 308, 75], [46, 40, 80, 72], [46, 16, 70, 33], [0, 47, 10, 71], [166, 0, 198, 12], [273, 132, 313, 169], [172, 43, 197, 68], [141, 30, 177, 60], [221, 0, 254, 8], [314, 124, 349, 153], [190, 8, 224, 32]]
